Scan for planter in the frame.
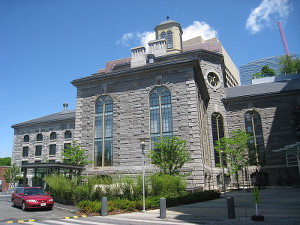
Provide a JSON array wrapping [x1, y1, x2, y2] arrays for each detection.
[[251, 215, 265, 221]]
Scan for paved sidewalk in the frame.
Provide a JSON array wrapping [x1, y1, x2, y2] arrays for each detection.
[[52, 186, 300, 224]]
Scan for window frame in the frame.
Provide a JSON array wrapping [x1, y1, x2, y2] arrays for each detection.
[[49, 144, 56, 156]]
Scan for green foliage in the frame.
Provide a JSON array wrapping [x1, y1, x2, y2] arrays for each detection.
[[77, 200, 101, 214], [215, 129, 252, 189], [0, 157, 11, 166], [261, 65, 275, 76], [148, 136, 190, 175], [252, 65, 276, 79], [76, 190, 220, 214], [280, 55, 300, 74], [3, 164, 21, 185], [62, 141, 93, 166], [150, 174, 186, 197]]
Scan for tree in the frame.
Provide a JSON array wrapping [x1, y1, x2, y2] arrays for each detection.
[[62, 141, 93, 166], [0, 157, 11, 166], [148, 136, 190, 175], [252, 65, 275, 79], [261, 65, 275, 76], [215, 129, 252, 189], [3, 164, 21, 186], [280, 55, 300, 74]]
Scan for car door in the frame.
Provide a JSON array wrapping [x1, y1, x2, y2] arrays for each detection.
[[15, 188, 24, 206]]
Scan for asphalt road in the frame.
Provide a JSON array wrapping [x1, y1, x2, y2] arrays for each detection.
[[0, 193, 75, 223]]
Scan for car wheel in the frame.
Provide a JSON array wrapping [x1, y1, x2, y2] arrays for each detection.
[[21, 202, 27, 211], [11, 199, 15, 207]]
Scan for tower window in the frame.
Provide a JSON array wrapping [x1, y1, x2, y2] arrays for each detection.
[[167, 31, 173, 49]]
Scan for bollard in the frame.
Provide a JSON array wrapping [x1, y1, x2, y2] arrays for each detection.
[[160, 197, 166, 219], [227, 196, 236, 219], [101, 197, 108, 216]]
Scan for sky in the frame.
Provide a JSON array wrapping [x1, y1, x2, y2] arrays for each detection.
[[0, 0, 299, 158]]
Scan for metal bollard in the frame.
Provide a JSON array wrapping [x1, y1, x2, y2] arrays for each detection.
[[160, 197, 166, 219], [101, 197, 108, 216], [227, 196, 236, 219]]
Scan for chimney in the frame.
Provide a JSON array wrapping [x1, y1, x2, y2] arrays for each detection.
[[63, 103, 68, 111]]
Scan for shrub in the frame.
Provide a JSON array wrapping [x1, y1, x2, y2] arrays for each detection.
[[77, 200, 101, 214], [150, 174, 186, 197]]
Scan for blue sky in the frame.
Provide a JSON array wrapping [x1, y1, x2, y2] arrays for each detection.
[[0, 0, 299, 158]]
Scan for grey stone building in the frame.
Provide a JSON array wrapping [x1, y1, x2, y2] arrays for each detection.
[[11, 106, 75, 186], [11, 19, 300, 189]]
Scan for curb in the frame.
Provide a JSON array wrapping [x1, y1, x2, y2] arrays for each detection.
[[5, 219, 37, 224], [53, 205, 78, 213], [4, 215, 87, 224]]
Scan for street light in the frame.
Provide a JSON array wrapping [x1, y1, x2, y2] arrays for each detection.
[[139, 138, 148, 213], [220, 150, 227, 198]]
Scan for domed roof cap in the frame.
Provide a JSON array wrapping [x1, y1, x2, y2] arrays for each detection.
[[154, 17, 182, 33]]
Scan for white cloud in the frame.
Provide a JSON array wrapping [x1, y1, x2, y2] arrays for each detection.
[[117, 21, 218, 50], [246, 0, 293, 34], [182, 21, 217, 41]]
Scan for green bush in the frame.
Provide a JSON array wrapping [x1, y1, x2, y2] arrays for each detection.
[[150, 174, 186, 197], [77, 200, 101, 214]]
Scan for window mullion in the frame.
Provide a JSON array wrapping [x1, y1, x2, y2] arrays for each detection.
[[159, 95, 163, 137]]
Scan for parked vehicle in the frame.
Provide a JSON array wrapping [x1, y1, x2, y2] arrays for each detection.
[[11, 187, 54, 211]]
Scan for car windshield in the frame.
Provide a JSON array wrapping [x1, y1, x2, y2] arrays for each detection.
[[24, 188, 46, 196]]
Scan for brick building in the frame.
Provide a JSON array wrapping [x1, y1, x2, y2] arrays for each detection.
[[0, 166, 10, 192], [12, 19, 300, 189]]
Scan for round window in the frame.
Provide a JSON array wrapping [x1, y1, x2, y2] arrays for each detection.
[[207, 72, 220, 88]]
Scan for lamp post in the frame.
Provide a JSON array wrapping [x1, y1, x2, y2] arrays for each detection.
[[220, 150, 227, 198], [139, 138, 148, 213]]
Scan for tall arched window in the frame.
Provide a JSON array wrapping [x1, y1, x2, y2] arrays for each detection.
[[150, 86, 173, 148], [64, 130, 72, 139], [167, 31, 173, 49], [94, 95, 113, 167], [211, 112, 225, 166], [50, 132, 57, 140], [244, 110, 266, 165], [36, 133, 43, 142]]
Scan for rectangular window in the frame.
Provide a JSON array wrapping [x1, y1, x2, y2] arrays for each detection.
[[35, 146, 42, 156], [22, 147, 29, 157], [64, 143, 71, 150], [49, 144, 56, 155]]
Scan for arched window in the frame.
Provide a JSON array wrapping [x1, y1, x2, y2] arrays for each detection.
[[50, 132, 57, 140], [167, 31, 173, 49], [94, 95, 113, 167], [211, 112, 226, 166], [160, 31, 166, 40], [64, 130, 72, 139], [23, 135, 29, 142], [244, 111, 266, 165], [150, 86, 173, 148], [36, 133, 43, 142]]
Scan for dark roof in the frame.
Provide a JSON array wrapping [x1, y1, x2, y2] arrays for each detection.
[[224, 78, 300, 101], [12, 110, 75, 128]]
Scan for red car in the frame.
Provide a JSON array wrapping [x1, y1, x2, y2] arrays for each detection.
[[11, 187, 54, 211]]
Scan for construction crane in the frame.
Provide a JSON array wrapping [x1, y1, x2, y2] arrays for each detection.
[[277, 21, 290, 55]]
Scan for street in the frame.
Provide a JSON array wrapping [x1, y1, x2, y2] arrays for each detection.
[[0, 193, 75, 223]]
